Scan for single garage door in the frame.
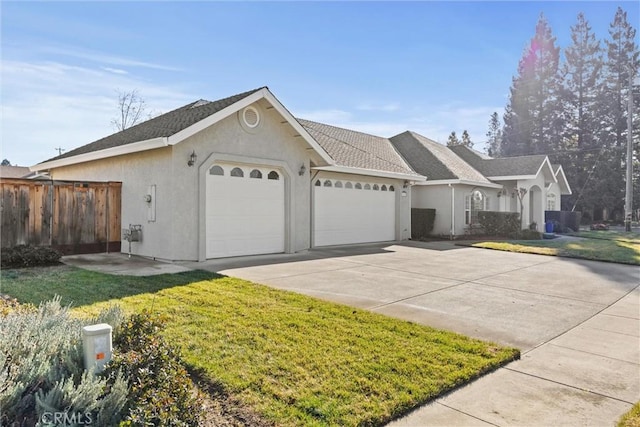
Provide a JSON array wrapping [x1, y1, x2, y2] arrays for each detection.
[[206, 164, 285, 258], [314, 178, 396, 246]]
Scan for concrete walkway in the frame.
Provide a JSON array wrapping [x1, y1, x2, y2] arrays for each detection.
[[65, 243, 639, 426]]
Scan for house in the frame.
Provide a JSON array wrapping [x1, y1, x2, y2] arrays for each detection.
[[31, 87, 422, 261], [390, 133, 572, 236], [31, 86, 571, 260], [0, 165, 49, 179]]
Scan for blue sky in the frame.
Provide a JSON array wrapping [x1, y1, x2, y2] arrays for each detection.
[[2, 1, 638, 167]]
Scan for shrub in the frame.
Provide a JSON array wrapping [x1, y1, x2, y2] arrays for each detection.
[[104, 310, 204, 426], [477, 211, 520, 236], [518, 229, 542, 240], [0, 245, 62, 268], [0, 298, 127, 426], [411, 208, 436, 239]]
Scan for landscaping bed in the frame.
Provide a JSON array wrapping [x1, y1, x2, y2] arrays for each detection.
[[2, 266, 519, 426]]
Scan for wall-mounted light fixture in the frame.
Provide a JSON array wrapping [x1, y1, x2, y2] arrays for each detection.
[[403, 180, 409, 189], [187, 151, 197, 167], [298, 164, 306, 176]]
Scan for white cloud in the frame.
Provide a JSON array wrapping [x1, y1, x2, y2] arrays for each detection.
[[1, 60, 195, 166], [102, 67, 129, 75]]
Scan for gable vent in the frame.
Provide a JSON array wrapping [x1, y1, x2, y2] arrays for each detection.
[[243, 106, 260, 128]]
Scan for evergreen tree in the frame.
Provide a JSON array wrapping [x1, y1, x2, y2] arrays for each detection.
[[502, 14, 563, 156], [559, 12, 603, 213], [461, 130, 473, 148], [486, 112, 502, 157], [446, 131, 460, 146], [595, 7, 639, 219]]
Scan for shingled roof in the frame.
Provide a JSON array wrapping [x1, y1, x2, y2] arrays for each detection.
[[389, 131, 490, 183], [298, 119, 419, 176], [449, 145, 548, 178], [47, 87, 265, 162]]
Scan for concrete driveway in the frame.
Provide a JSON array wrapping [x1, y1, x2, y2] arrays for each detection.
[[188, 241, 639, 426]]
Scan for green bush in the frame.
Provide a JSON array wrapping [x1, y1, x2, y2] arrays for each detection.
[[411, 208, 436, 239], [0, 298, 127, 426], [1, 245, 62, 268], [104, 310, 204, 426], [477, 211, 520, 236]]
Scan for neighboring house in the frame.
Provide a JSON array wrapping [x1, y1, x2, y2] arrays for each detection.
[[0, 165, 48, 179], [31, 87, 422, 261], [390, 134, 572, 237], [30, 86, 572, 260]]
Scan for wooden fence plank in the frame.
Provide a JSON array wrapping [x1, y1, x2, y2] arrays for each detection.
[[0, 179, 121, 254]]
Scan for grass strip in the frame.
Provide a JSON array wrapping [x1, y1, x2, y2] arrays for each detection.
[[2, 266, 519, 426], [472, 235, 640, 265]]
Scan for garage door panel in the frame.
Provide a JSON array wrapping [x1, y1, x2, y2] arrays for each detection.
[[314, 182, 395, 247], [206, 165, 285, 258]]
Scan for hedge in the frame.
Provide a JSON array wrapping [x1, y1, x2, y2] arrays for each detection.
[[477, 211, 520, 236]]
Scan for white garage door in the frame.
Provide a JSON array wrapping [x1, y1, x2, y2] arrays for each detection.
[[206, 164, 285, 258], [314, 178, 396, 247]]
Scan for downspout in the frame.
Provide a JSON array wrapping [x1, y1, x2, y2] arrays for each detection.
[[449, 183, 455, 240], [309, 170, 320, 249]]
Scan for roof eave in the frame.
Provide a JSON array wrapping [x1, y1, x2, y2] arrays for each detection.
[[31, 137, 169, 171], [415, 179, 502, 188], [487, 174, 538, 181], [312, 165, 425, 181], [554, 165, 572, 195]]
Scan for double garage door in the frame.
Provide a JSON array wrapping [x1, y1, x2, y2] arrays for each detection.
[[313, 177, 396, 247], [206, 165, 397, 258]]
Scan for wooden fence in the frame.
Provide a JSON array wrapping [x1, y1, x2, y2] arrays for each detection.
[[1, 179, 121, 255]]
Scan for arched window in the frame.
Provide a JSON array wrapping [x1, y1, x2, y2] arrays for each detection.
[[268, 171, 280, 180], [547, 193, 557, 210], [373, 184, 380, 191], [209, 165, 224, 176], [230, 167, 244, 177], [355, 183, 362, 189], [364, 183, 371, 190], [381, 185, 388, 191], [315, 180, 321, 187], [389, 185, 395, 192], [465, 190, 488, 225], [335, 181, 343, 188], [345, 182, 353, 189], [323, 180, 332, 187], [250, 169, 262, 179]]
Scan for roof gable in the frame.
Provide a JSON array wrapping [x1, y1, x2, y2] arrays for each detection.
[[389, 132, 490, 184], [449, 145, 549, 178], [33, 87, 335, 170]]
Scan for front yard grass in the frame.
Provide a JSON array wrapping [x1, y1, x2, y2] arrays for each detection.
[[471, 231, 640, 265], [1, 266, 519, 426]]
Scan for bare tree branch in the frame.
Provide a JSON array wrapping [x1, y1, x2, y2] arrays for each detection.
[[111, 89, 147, 131]]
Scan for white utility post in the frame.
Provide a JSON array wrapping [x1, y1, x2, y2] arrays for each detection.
[[82, 323, 113, 373]]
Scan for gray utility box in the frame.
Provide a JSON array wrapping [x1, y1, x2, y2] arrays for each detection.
[[82, 323, 113, 373]]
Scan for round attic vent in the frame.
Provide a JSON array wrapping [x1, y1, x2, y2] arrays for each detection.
[[242, 106, 260, 128]]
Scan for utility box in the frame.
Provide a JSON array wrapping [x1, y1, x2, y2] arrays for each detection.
[[82, 323, 113, 373]]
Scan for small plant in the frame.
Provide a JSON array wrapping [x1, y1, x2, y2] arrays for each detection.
[[0, 298, 128, 426], [0, 245, 62, 268], [104, 310, 204, 426]]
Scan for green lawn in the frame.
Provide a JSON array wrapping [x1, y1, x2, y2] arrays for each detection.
[[471, 231, 640, 265], [1, 266, 519, 426], [619, 402, 640, 427]]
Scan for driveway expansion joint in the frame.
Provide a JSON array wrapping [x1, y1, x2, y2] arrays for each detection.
[[503, 367, 637, 405], [545, 342, 640, 365], [435, 402, 500, 426]]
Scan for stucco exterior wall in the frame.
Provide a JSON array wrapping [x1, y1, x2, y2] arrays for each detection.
[[47, 147, 176, 259]]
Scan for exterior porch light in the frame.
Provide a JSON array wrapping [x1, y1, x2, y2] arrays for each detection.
[[187, 151, 197, 167], [298, 164, 306, 176]]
